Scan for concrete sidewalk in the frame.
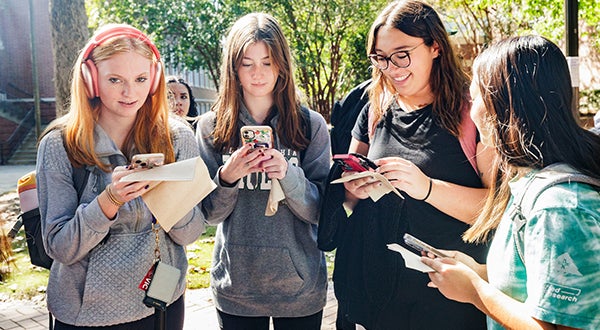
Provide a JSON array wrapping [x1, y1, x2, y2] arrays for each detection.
[[0, 285, 338, 329], [0, 165, 36, 195]]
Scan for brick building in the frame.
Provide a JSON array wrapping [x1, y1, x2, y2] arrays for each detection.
[[0, 1, 216, 164], [0, 0, 56, 164]]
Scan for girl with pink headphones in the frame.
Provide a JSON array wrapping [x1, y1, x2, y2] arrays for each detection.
[[36, 24, 205, 329]]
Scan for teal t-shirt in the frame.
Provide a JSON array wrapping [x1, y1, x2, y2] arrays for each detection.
[[487, 170, 600, 329]]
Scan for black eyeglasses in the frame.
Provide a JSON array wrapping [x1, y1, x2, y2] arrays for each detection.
[[368, 42, 425, 70]]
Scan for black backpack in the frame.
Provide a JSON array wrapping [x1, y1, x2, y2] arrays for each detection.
[[330, 79, 371, 155], [10, 165, 91, 269]]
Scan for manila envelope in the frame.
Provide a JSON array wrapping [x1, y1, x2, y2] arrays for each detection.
[[122, 157, 216, 232]]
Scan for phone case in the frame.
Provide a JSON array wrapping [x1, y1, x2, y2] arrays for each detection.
[[131, 153, 165, 169], [403, 233, 448, 258], [240, 126, 273, 149], [143, 261, 181, 311], [333, 153, 377, 172]]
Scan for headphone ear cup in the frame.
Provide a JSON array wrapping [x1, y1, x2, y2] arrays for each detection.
[[150, 62, 161, 95], [81, 59, 99, 99]]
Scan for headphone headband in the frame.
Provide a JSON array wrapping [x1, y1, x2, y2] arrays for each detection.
[[82, 25, 161, 62], [80, 25, 162, 99]]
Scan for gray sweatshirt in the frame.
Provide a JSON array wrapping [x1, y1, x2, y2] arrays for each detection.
[[196, 106, 330, 317], [37, 119, 205, 326]]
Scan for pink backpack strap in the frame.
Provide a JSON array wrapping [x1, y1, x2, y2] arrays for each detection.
[[458, 104, 478, 173], [367, 107, 374, 139]]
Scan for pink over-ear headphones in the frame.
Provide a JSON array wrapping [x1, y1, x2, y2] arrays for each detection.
[[80, 25, 162, 99]]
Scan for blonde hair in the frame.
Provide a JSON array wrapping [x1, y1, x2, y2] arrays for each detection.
[[44, 24, 174, 171]]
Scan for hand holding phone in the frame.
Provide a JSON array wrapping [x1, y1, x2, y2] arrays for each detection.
[[240, 126, 273, 149], [333, 153, 378, 172], [403, 233, 449, 258], [130, 153, 165, 169]]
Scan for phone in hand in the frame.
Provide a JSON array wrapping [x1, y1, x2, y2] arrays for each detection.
[[240, 126, 273, 149], [333, 153, 378, 172], [130, 153, 165, 169], [403, 233, 449, 258]]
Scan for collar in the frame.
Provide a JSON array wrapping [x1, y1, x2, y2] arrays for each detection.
[[238, 102, 279, 127], [93, 124, 127, 160]]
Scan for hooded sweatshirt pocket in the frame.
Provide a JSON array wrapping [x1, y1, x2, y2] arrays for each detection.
[[212, 243, 304, 297]]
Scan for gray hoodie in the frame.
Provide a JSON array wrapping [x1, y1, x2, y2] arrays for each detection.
[[196, 105, 330, 317], [37, 119, 205, 326]]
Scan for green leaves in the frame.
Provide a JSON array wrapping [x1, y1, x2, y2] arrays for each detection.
[[87, 0, 379, 119], [87, 0, 599, 118]]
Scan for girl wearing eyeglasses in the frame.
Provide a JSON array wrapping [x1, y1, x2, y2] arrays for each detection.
[[319, 1, 494, 329]]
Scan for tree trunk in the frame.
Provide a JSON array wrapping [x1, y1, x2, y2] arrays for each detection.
[[49, 0, 87, 116]]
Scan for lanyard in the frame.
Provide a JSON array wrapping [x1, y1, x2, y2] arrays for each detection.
[[152, 216, 161, 262]]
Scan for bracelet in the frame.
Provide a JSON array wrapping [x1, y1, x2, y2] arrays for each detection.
[[105, 184, 125, 207], [417, 177, 433, 202]]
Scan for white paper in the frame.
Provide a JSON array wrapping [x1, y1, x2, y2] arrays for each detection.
[[330, 171, 403, 201], [265, 178, 284, 216], [120, 157, 197, 182], [387, 243, 434, 273]]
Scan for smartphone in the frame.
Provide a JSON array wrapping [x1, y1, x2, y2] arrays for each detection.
[[333, 153, 378, 172], [240, 125, 273, 149], [130, 153, 165, 169], [403, 233, 449, 258]]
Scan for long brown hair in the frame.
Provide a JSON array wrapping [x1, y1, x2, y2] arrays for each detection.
[[211, 13, 309, 153], [43, 24, 174, 172], [366, 0, 469, 137], [464, 36, 600, 242]]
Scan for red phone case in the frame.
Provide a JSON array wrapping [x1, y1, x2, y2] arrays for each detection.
[[333, 154, 370, 172]]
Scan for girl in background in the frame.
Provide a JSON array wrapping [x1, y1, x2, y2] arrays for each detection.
[[167, 75, 199, 129]]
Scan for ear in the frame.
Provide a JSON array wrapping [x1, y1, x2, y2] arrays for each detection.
[[431, 41, 441, 59]]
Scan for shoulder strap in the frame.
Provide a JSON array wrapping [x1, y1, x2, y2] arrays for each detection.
[[300, 107, 311, 162], [62, 127, 122, 199], [510, 166, 600, 264], [458, 104, 478, 173], [72, 166, 90, 199]]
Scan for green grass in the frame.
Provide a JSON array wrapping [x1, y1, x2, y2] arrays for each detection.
[[186, 226, 216, 289], [0, 252, 51, 300], [1, 225, 334, 301], [0, 226, 217, 301]]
